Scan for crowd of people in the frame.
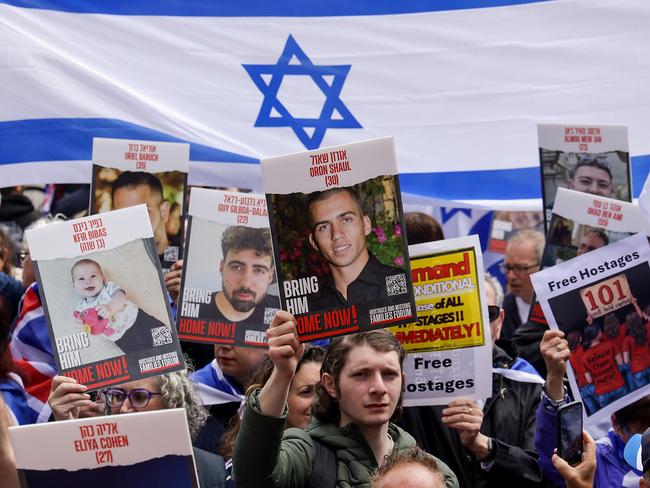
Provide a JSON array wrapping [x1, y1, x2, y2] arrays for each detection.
[[0, 184, 649, 488]]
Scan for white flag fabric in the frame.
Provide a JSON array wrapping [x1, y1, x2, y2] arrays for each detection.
[[1, 0, 650, 209]]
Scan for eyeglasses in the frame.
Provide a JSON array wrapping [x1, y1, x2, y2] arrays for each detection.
[[104, 388, 162, 409], [488, 305, 501, 322], [498, 263, 537, 275]]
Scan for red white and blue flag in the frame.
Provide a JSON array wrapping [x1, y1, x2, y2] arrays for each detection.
[[1, 0, 650, 209]]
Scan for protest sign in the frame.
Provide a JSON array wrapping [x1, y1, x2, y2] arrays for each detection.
[[262, 137, 416, 341], [538, 124, 631, 231], [528, 188, 650, 328], [531, 233, 650, 423], [390, 235, 492, 406], [10, 408, 199, 487], [177, 188, 279, 347], [27, 205, 184, 391], [91, 137, 189, 273], [487, 210, 544, 254]]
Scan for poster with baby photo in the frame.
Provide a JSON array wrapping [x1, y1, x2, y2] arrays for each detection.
[[262, 137, 416, 342], [538, 124, 631, 231], [177, 187, 279, 348], [531, 233, 650, 425], [10, 409, 199, 487], [26, 205, 185, 391], [91, 137, 189, 274]]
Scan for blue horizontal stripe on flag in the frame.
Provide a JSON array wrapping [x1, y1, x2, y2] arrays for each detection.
[[401, 154, 650, 200], [0, 0, 551, 17], [1, 117, 648, 201], [0, 118, 258, 165]]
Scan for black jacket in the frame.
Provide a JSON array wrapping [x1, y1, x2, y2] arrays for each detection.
[[193, 447, 226, 488], [511, 320, 549, 378], [399, 347, 551, 488], [495, 293, 522, 358]]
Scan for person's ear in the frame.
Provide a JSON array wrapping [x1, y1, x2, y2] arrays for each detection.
[[308, 233, 319, 252], [219, 260, 224, 274], [610, 413, 623, 438], [160, 200, 171, 224], [321, 373, 337, 399], [363, 215, 372, 236]]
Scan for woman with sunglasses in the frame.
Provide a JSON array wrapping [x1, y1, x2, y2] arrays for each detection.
[[48, 370, 226, 488]]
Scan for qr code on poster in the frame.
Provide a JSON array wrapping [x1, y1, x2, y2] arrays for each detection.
[[152, 326, 173, 346], [386, 274, 407, 296], [163, 246, 179, 263], [264, 307, 279, 325]]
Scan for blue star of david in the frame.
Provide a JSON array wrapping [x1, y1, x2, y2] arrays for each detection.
[[441, 208, 473, 224], [243, 35, 362, 150]]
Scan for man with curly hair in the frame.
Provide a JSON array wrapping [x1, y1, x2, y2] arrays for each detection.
[[199, 225, 279, 326]]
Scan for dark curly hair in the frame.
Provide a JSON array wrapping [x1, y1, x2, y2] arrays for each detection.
[[221, 226, 273, 260]]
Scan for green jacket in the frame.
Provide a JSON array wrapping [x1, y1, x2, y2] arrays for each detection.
[[233, 391, 459, 488]]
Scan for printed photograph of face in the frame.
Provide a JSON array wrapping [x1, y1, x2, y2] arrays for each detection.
[[543, 216, 631, 267], [541, 151, 631, 223], [35, 238, 172, 366], [268, 175, 410, 316], [547, 263, 650, 417], [182, 218, 279, 325], [91, 169, 186, 267], [270, 175, 406, 279], [307, 188, 373, 271]]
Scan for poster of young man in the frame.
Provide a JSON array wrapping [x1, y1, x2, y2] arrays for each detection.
[[177, 188, 279, 348], [262, 137, 416, 341], [531, 233, 650, 424], [390, 235, 493, 406], [9, 409, 199, 487], [527, 188, 650, 328], [26, 205, 184, 391], [91, 137, 189, 273], [538, 124, 631, 231]]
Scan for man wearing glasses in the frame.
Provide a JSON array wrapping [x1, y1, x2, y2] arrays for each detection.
[[401, 274, 546, 487], [498, 229, 545, 357]]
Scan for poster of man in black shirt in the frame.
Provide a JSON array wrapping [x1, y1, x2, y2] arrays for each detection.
[[262, 137, 416, 341], [306, 187, 405, 311], [177, 188, 279, 348]]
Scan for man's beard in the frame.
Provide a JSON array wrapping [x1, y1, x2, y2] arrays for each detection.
[[225, 287, 258, 312]]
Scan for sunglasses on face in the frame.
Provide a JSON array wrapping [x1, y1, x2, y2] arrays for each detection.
[[104, 388, 162, 409], [488, 305, 501, 322]]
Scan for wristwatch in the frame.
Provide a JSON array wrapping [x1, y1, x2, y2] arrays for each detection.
[[480, 437, 497, 464]]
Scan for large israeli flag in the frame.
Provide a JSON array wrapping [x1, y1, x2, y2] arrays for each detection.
[[1, 0, 650, 209]]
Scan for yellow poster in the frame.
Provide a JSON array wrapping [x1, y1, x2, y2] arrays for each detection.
[[390, 246, 486, 352]]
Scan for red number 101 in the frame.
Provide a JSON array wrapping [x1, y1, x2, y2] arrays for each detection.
[[583, 279, 625, 310]]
